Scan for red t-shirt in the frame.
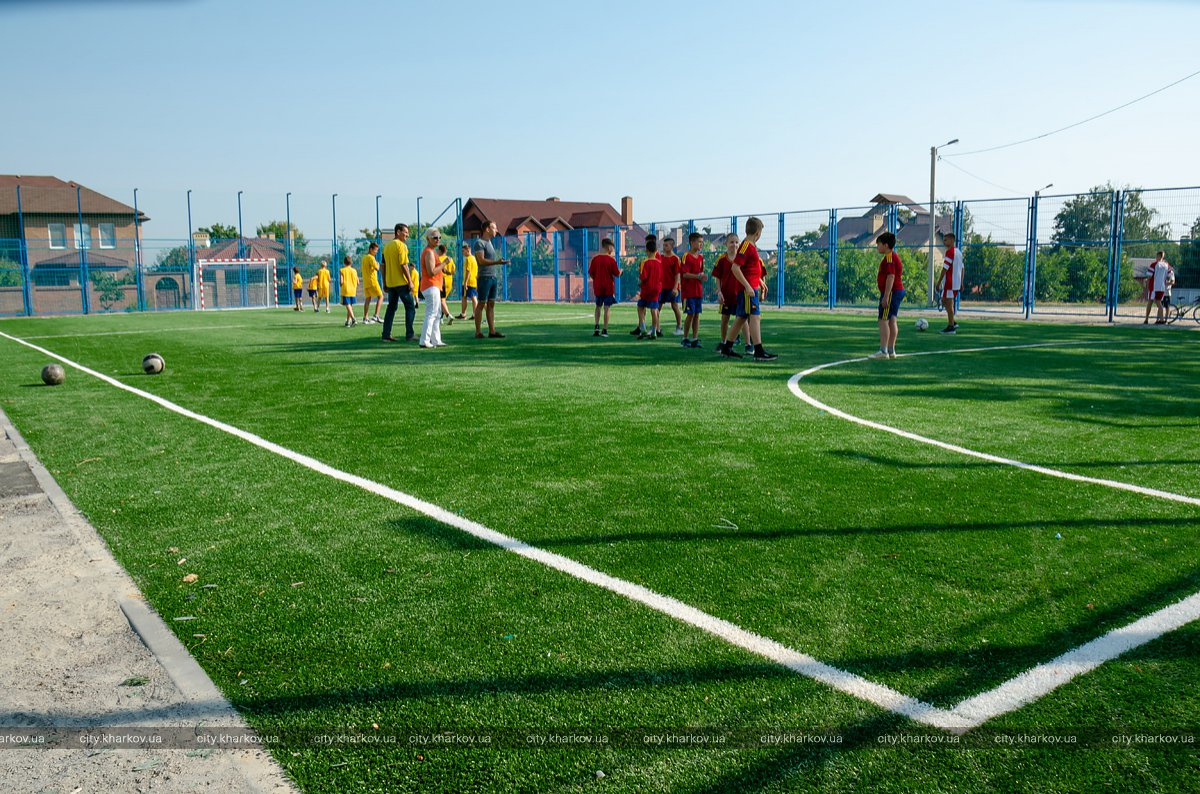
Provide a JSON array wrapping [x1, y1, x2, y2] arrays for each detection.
[[878, 251, 904, 293], [680, 252, 705, 299], [588, 254, 619, 297], [659, 253, 681, 294], [733, 241, 763, 291], [639, 256, 663, 300], [712, 254, 738, 301]]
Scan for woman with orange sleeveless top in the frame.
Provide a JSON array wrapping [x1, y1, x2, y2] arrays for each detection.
[[418, 228, 446, 348]]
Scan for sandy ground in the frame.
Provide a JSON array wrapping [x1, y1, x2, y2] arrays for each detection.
[[0, 409, 295, 793]]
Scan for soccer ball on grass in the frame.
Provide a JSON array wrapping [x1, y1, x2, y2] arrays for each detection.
[[142, 354, 165, 375], [914, 318, 930, 332], [41, 364, 65, 386]]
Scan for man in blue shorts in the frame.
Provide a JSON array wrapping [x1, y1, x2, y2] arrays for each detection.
[[472, 221, 510, 339], [869, 231, 905, 360]]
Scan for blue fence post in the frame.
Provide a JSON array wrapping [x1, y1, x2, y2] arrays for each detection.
[[455, 199, 463, 300], [553, 231, 560, 303], [776, 212, 785, 307], [828, 209, 838, 310], [1025, 195, 1038, 319], [525, 232, 533, 302], [16, 185, 32, 316], [501, 236, 509, 301], [581, 230, 590, 304], [953, 200, 964, 314], [331, 193, 339, 304], [285, 193, 293, 269], [187, 189, 195, 310], [613, 225, 621, 302], [133, 188, 145, 311], [1108, 190, 1125, 322], [76, 186, 90, 314]]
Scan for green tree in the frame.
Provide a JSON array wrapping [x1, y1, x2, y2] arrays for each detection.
[[199, 222, 238, 240], [256, 221, 306, 247], [0, 258, 23, 287], [89, 270, 130, 312]]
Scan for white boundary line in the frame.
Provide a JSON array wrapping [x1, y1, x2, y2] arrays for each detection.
[[789, 339, 1200, 727], [0, 329, 968, 732], [789, 341, 1200, 508], [5, 330, 1198, 732]]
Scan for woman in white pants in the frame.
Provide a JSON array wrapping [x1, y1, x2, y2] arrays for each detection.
[[419, 228, 446, 348]]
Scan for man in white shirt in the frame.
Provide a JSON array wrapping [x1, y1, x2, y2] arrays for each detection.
[[934, 232, 965, 334], [1144, 250, 1174, 325]]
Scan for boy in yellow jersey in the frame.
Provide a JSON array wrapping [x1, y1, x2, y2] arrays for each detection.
[[307, 273, 319, 312], [380, 223, 416, 342], [339, 256, 359, 327], [456, 242, 478, 319], [291, 267, 304, 311], [361, 242, 383, 324], [316, 260, 332, 313], [437, 243, 455, 325]]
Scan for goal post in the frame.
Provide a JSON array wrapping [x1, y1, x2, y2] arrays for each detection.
[[194, 258, 278, 310]]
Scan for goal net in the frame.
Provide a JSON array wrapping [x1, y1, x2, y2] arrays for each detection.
[[195, 258, 278, 310]]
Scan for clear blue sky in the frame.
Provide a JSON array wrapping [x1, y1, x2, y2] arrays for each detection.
[[5, 0, 1199, 240]]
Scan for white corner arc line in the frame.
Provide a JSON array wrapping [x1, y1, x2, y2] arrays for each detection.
[[0, 329, 968, 732], [789, 339, 1200, 727], [788, 341, 1200, 508]]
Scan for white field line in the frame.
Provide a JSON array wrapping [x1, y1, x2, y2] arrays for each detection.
[[0, 329, 968, 732], [790, 338, 1200, 727], [19, 325, 256, 340], [789, 341, 1200, 508]]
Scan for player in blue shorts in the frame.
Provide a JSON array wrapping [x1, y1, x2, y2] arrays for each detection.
[[679, 232, 706, 348]]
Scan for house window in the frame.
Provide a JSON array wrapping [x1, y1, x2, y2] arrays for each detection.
[[73, 223, 91, 249], [99, 223, 116, 249], [48, 223, 66, 249]]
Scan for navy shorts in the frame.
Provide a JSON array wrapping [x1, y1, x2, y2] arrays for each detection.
[[878, 289, 905, 320], [293, 288, 303, 300], [594, 294, 616, 307], [637, 298, 660, 310], [343, 296, 356, 306], [307, 289, 317, 297], [478, 275, 499, 302], [734, 290, 760, 319], [659, 288, 678, 305], [465, 287, 478, 298], [720, 302, 735, 317], [684, 297, 703, 315]]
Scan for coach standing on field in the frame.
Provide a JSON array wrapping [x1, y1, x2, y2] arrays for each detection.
[[472, 220, 509, 338], [381, 223, 417, 342]]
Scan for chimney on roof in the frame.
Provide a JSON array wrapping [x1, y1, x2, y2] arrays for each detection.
[[621, 196, 633, 226], [192, 231, 210, 248], [546, 196, 560, 202]]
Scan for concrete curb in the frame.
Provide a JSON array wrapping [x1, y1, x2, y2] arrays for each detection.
[[2, 409, 298, 794]]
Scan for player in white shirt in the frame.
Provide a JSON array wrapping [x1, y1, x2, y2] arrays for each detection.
[[1144, 250, 1174, 325], [934, 232, 965, 334]]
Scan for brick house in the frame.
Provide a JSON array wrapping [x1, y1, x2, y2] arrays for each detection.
[[813, 193, 953, 251]]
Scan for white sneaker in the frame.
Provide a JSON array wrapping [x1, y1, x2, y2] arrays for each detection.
[[325, 307, 330, 313], [867, 350, 889, 360], [435, 342, 447, 347], [673, 326, 684, 336], [887, 350, 897, 359]]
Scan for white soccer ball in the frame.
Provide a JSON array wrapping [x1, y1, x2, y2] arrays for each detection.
[[915, 318, 930, 332], [142, 353, 165, 375]]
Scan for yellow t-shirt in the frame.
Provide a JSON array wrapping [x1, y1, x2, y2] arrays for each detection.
[[410, 266, 420, 299], [339, 265, 358, 298], [440, 256, 456, 294], [382, 239, 411, 289], [307, 276, 318, 291], [316, 267, 331, 297], [463, 255, 478, 288], [292, 273, 303, 289], [361, 254, 382, 297]]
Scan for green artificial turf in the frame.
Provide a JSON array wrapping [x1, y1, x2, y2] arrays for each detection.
[[0, 304, 1197, 793]]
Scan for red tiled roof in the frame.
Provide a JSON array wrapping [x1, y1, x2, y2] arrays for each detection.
[[35, 250, 130, 267], [195, 238, 287, 260], [464, 198, 623, 236], [0, 175, 148, 220]]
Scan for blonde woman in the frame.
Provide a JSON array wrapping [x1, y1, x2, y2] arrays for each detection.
[[418, 229, 446, 348]]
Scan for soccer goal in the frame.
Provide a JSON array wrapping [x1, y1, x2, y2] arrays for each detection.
[[195, 258, 278, 310]]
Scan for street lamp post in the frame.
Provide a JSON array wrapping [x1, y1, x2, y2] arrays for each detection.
[[928, 138, 959, 301], [237, 190, 244, 258], [285, 192, 292, 268]]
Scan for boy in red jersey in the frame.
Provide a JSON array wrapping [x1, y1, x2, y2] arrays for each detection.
[[679, 232, 706, 348], [719, 217, 777, 361], [631, 235, 663, 340], [870, 232, 904, 359], [934, 232, 963, 334], [710, 233, 742, 351], [659, 237, 683, 337], [588, 237, 622, 337]]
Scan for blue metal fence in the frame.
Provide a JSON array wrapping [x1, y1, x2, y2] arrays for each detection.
[[2, 185, 1198, 319]]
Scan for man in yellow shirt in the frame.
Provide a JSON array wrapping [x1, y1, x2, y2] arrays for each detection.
[[381, 223, 416, 342], [339, 256, 360, 327], [437, 243, 455, 325], [316, 260, 332, 313], [456, 242, 478, 320], [361, 242, 383, 324]]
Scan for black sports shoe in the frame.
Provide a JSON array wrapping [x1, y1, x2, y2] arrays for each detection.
[[720, 346, 744, 359], [753, 350, 779, 361], [714, 341, 724, 351], [593, 329, 601, 337], [600, 329, 608, 337], [639, 331, 655, 340], [655, 329, 664, 338], [630, 327, 643, 336]]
